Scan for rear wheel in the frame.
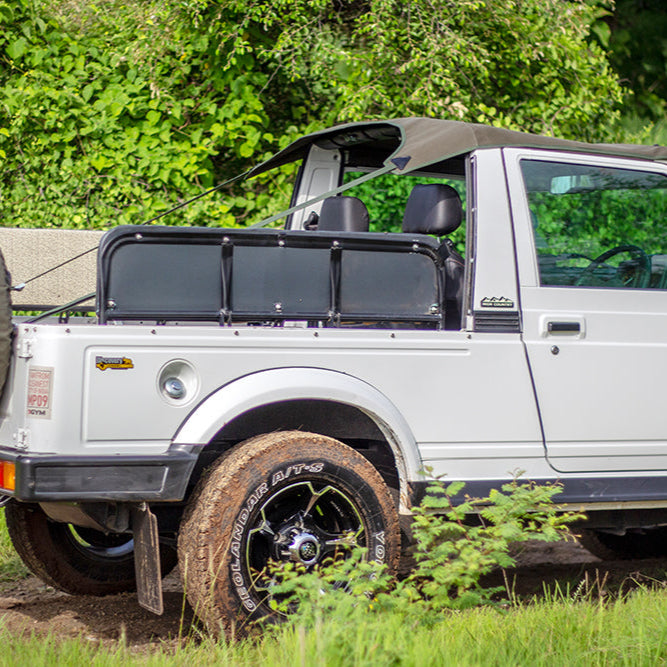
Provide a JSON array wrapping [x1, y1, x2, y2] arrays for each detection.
[[178, 431, 401, 636], [578, 527, 667, 560], [0, 248, 12, 398], [5, 501, 177, 595]]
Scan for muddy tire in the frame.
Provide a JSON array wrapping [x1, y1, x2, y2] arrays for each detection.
[[178, 431, 401, 636], [5, 501, 177, 595], [578, 527, 667, 560], [0, 248, 12, 398]]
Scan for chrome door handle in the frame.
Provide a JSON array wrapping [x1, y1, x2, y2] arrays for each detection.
[[547, 321, 581, 333]]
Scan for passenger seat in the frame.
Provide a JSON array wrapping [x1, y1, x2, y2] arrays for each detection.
[[309, 196, 370, 232], [402, 184, 464, 329]]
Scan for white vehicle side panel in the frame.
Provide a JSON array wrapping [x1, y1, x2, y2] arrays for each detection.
[[506, 148, 667, 472], [8, 322, 546, 482], [470, 150, 521, 314]]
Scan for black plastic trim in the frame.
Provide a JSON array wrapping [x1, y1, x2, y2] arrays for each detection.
[[411, 475, 667, 508], [547, 321, 581, 333], [473, 310, 521, 333], [0, 447, 197, 502]]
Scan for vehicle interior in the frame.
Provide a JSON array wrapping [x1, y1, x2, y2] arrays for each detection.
[[98, 135, 471, 330]]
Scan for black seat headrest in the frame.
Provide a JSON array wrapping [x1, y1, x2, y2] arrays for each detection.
[[402, 184, 462, 235], [317, 196, 369, 232]]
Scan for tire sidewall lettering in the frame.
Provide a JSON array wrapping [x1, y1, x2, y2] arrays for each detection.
[[372, 530, 386, 564], [229, 479, 270, 610], [271, 462, 324, 487]]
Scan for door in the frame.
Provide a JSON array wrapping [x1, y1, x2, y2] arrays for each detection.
[[506, 149, 667, 473]]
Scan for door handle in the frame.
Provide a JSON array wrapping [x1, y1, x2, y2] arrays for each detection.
[[547, 321, 581, 333]]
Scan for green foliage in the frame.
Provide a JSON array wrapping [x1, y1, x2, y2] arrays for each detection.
[[2, 588, 667, 664], [533, 188, 667, 259], [0, 0, 629, 233], [523, 160, 667, 288], [204, 0, 624, 139], [0, 0, 296, 229], [403, 477, 579, 611], [343, 171, 465, 234], [267, 475, 581, 628], [0, 508, 28, 583], [608, 0, 667, 121]]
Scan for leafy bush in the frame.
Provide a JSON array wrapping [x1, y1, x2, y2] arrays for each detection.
[[267, 476, 582, 630], [0, 1, 626, 233], [0, 0, 298, 229], [206, 0, 624, 138]]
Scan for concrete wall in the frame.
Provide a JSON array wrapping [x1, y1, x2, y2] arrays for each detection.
[[0, 229, 103, 310]]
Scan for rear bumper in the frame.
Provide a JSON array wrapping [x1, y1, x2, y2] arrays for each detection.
[[0, 446, 197, 502]]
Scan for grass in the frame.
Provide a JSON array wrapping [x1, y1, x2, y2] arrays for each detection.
[[0, 508, 28, 583], [0, 507, 665, 665], [0, 587, 665, 666]]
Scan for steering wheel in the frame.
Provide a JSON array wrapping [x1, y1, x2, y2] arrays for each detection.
[[574, 244, 651, 288]]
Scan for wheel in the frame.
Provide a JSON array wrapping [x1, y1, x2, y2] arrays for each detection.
[[578, 527, 667, 560], [5, 501, 178, 595], [574, 245, 650, 288], [178, 431, 401, 636], [0, 248, 12, 398]]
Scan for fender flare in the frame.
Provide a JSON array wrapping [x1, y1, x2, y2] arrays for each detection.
[[173, 367, 420, 512]]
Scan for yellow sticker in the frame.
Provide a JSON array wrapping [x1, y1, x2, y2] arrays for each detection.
[[95, 356, 134, 371]]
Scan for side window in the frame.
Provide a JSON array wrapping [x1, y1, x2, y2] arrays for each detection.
[[520, 160, 667, 289]]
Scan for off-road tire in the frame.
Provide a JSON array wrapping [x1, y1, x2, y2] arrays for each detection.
[[578, 527, 667, 560], [0, 248, 12, 399], [5, 501, 178, 595], [178, 431, 401, 636]]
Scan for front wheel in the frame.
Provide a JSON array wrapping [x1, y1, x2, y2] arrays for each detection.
[[5, 501, 177, 595], [178, 431, 401, 636]]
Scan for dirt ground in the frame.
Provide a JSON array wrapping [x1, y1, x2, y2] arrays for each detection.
[[0, 540, 665, 650]]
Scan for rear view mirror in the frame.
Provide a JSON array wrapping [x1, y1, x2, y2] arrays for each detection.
[[550, 174, 594, 194]]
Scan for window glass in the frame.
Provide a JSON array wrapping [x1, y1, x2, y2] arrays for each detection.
[[521, 160, 667, 289]]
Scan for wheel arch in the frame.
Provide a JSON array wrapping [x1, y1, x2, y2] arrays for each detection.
[[172, 367, 420, 513]]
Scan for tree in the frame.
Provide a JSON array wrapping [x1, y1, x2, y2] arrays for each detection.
[[206, 0, 624, 139], [607, 0, 667, 121], [0, 0, 625, 230]]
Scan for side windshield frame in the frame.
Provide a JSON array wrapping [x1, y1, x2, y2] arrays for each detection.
[[503, 148, 667, 291]]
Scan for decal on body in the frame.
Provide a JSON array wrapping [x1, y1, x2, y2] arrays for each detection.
[[95, 356, 134, 371], [26, 366, 54, 419]]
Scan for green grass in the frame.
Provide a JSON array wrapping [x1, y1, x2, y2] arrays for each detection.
[[0, 586, 665, 665], [262, 589, 667, 667], [0, 508, 28, 583], [0, 506, 665, 665]]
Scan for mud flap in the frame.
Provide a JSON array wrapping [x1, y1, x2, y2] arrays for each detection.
[[131, 503, 163, 615]]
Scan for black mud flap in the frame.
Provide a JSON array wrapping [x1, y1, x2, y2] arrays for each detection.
[[131, 503, 163, 615]]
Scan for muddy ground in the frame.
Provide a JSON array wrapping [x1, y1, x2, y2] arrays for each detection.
[[0, 540, 665, 650]]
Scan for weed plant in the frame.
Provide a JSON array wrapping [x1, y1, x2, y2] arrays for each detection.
[[267, 475, 583, 629], [0, 481, 666, 665]]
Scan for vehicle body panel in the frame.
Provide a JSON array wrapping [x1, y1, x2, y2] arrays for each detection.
[[506, 148, 667, 473]]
